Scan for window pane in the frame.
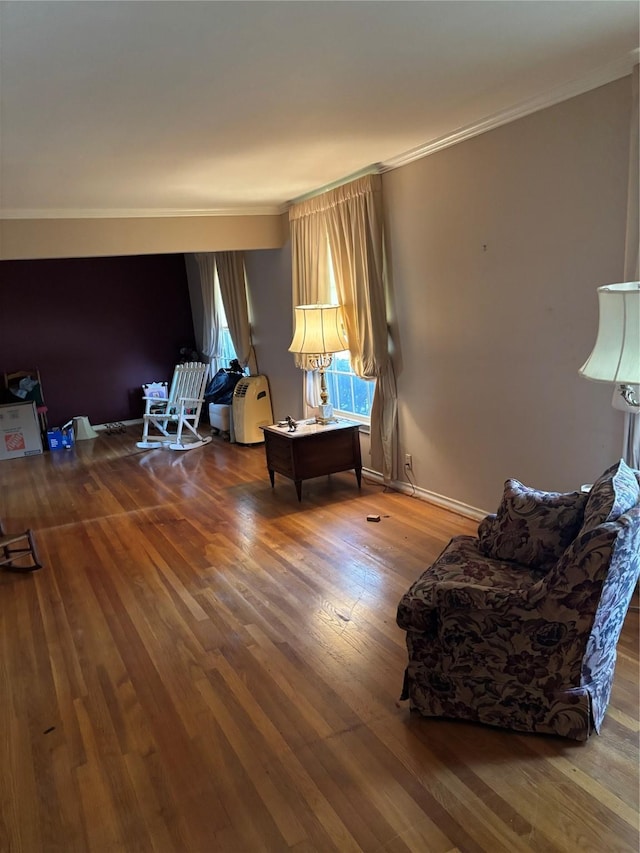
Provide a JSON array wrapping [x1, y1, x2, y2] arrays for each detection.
[[333, 352, 352, 372], [335, 373, 353, 411], [323, 355, 373, 418], [220, 328, 237, 364], [325, 371, 338, 404], [213, 328, 237, 374], [326, 252, 373, 420], [353, 377, 371, 416]]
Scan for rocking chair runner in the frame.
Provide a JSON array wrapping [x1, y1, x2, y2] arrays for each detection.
[[0, 521, 42, 572], [137, 362, 212, 451]]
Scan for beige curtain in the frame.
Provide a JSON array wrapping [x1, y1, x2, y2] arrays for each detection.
[[289, 203, 329, 404], [623, 64, 639, 468], [325, 174, 397, 482], [194, 253, 219, 367], [289, 173, 398, 482], [214, 251, 257, 375], [289, 195, 329, 406]]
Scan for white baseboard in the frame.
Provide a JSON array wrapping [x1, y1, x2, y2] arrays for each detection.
[[362, 467, 487, 521]]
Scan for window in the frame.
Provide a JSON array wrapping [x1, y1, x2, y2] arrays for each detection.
[[215, 280, 237, 372], [218, 326, 236, 370], [325, 353, 374, 420], [325, 266, 373, 421]]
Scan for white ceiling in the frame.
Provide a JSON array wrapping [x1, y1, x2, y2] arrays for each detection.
[[1, 1, 638, 219]]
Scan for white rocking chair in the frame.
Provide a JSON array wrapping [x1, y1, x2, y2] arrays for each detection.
[[137, 362, 212, 451]]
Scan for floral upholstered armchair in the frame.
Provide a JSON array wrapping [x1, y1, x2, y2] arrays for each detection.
[[396, 459, 640, 740]]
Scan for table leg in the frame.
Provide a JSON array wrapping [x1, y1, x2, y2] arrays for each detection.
[[295, 480, 302, 502], [268, 469, 275, 488], [355, 466, 362, 488]]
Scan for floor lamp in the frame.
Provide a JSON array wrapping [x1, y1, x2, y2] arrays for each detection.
[[288, 304, 348, 424], [579, 281, 640, 468]]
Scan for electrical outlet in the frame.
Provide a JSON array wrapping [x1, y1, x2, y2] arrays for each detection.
[[405, 453, 412, 470]]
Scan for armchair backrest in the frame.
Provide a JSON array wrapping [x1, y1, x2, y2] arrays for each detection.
[[525, 460, 640, 687], [582, 506, 640, 722], [528, 503, 640, 685], [534, 461, 640, 605], [534, 504, 640, 601]]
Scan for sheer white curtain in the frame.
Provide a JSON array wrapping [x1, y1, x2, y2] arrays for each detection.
[[214, 251, 257, 374], [194, 253, 219, 369], [622, 63, 639, 468], [289, 174, 398, 482]]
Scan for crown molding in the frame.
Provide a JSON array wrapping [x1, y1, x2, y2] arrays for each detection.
[[0, 205, 288, 221], [381, 48, 640, 173]]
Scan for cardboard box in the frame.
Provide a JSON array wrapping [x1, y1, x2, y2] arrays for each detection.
[[47, 426, 75, 451], [0, 401, 44, 460]]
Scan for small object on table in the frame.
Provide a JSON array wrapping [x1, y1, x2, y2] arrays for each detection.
[[277, 416, 298, 431]]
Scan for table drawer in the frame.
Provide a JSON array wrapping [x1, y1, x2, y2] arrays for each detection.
[[292, 430, 359, 479], [265, 441, 294, 476]]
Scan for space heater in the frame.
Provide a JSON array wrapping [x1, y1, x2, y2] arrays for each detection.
[[232, 375, 273, 444]]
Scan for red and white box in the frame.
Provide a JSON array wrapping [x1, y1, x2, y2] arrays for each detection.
[[0, 401, 43, 460]]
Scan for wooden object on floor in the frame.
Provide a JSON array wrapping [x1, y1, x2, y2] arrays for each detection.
[[0, 427, 637, 853], [0, 521, 42, 571], [262, 418, 362, 501]]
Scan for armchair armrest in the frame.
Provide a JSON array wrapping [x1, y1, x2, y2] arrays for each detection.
[[432, 579, 532, 612]]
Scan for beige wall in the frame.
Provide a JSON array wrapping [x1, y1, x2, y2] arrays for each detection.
[[0, 212, 288, 260], [244, 244, 302, 421], [383, 77, 632, 513], [3, 76, 632, 515], [223, 77, 634, 512]]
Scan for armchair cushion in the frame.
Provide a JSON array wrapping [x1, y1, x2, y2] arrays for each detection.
[[477, 479, 587, 571], [580, 459, 640, 535], [396, 535, 542, 633]]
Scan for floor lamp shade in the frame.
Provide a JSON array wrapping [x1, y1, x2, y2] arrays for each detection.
[[579, 282, 640, 384]]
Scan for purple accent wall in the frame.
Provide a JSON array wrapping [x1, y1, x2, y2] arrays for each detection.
[[0, 254, 195, 427]]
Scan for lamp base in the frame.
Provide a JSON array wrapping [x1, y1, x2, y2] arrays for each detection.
[[612, 384, 640, 411], [315, 403, 337, 425]]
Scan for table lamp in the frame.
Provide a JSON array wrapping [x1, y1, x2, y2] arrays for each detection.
[[289, 304, 348, 424]]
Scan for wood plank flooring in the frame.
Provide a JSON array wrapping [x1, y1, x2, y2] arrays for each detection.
[[0, 426, 638, 852]]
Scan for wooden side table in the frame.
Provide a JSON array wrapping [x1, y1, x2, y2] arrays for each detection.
[[261, 419, 362, 501]]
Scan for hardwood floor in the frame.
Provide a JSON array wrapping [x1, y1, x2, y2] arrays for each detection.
[[0, 427, 638, 852]]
